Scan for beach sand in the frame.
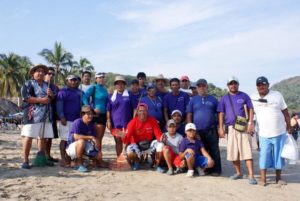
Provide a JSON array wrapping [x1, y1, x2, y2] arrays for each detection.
[[0, 131, 299, 201]]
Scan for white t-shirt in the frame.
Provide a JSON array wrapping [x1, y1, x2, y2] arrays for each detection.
[[79, 84, 92, 93], [180, 88, 192, 94], [165, 132, 183, 154], [251, 90, 287, 138]]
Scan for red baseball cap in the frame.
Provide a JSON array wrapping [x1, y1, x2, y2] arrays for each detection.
[[180, 75, 189, 81]]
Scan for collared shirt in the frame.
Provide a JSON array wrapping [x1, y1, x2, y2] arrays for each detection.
[[21, 79, 53, 124], [67, 118, 96, 146], [56, 87, 82, 121], [217, 91, 253, 126], [187, 94, 218, 130]]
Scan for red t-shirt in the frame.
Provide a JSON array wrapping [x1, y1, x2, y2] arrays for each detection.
[[123, 116, 162, 144]]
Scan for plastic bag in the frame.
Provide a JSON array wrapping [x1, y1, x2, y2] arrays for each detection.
[[281, 134, 299, 161]]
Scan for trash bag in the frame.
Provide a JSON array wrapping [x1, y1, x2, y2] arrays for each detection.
[[281, 134, 299, 161]]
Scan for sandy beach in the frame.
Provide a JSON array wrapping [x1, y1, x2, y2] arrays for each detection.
[[0, 130, 299, 201]]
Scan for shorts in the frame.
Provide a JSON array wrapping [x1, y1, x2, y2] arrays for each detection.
[[93, 113, 107, 125], [227, 126, 253, 161], [110, 128, 125, 137], [66, 142, 77, 160], [21, 122, 54, 139], [58, 121, 73, 141], [126, 140, 159, 158], [163, 146, 178, 163], [173, 154, 208, 168], [259, 134, 285, 169]]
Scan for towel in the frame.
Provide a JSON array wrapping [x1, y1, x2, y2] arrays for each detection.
[[111, 89, 129, 102]]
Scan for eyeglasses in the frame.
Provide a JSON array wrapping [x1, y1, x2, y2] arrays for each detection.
[[228, 81, 238, 85]]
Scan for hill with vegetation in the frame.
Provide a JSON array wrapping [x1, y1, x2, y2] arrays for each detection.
[[271, 76, 300, 112]]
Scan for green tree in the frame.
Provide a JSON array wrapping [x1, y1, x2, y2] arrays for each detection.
[[0, 53, 32, 98], [39, 42, 73, 84]]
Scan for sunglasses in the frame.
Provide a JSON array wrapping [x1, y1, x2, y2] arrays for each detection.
[[47, 73, 55, 76], [258, 98, 268, 103]]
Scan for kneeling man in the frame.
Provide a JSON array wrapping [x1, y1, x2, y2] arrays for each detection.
[[66, 106, 102, 172]]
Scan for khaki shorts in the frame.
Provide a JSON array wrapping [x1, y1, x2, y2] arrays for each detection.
[[21, 122, 54, 139], [58, 121, 73, 141], [227, 126, 253, 161]]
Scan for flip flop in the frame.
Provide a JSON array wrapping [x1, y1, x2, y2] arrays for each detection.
[[77, 165, 88, 173], [230, 174, 243, 180]]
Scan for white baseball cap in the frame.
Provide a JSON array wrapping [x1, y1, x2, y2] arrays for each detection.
[[171, 110, 182, 117], [185, 123, 196, 131]]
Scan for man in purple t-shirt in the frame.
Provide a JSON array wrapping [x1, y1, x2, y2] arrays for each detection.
[[163, 78, 190, 123], [217, 76, 257, 185], [56, 75, 82, 167], [66, 106, 102, 172]]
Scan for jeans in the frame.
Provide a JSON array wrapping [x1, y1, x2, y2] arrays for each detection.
[[197, 128, 222, 174]]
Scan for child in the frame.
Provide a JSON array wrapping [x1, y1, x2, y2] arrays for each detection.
[[158, 119, 183, 175], [174, 123, 214, 177]]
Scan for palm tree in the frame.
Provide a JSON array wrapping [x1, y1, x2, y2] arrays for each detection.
[[39, 42, 73, 83], [71, 57, 94, 74], [0, 53, 32, 98]]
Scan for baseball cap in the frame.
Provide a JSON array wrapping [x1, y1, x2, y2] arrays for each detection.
[[95, 72, 105, 78], [256, 76, 269, 85], [167, 119, 176, 127], [131, 79, 139, 85], [180, 75, 189, 81], [171, 110, 182, 117], [196, 79, 207, 86], [66, 75, 78, 80], [137, 103, 148, 111], [227, 76, 239, 84], [189, 83, 196, 89], [146, 82, 155, 90], [185, 123, 196, 131]]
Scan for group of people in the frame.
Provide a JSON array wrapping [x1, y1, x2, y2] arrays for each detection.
[[20, 64, 297, 187]]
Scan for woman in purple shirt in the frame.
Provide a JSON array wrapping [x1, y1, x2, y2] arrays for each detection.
[[106, 75, 134, 162]]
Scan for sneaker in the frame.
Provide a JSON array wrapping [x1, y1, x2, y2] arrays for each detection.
[[174, 167, 184, 174], [230, 173, 243, 180], [166, 169, 174, 175], [21, 162, 30, 169], [249, 178, 257, 185], [156, 166, 166, 173], [186, 170, 194, 177], [197, 167, 205, 176], [77, 165, 88, 173], [132, 163, 140, 171]]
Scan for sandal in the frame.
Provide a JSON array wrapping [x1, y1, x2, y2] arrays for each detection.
[[249, 178, 257, 185], [21, 162, 31, 169]]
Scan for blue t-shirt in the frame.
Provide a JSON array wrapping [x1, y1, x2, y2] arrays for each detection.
[[187, 95, 218, 130], [82, 84, 108, 114], [67, 118, 96, 145], [140, 96, 163, 122], [178, 138, 203, 156], [217, 92, 253, 126], [155, 90, 168, 101], [128, 90, 142, 109], [163, 91, 190, 120]]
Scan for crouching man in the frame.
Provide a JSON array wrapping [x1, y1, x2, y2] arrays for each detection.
[[66, 106, 102, 172], [117, 103, 163, 170]]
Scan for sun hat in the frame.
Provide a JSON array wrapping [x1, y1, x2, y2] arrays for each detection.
[[29, 64, 48, 76], [114, 75, 127, 85]]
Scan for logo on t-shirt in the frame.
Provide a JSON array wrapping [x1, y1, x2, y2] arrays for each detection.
[[237, 99, 244, 104]]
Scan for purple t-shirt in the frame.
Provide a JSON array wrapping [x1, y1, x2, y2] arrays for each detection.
[[178, 138, 203, 156], [56, 87, 81, 121], [217, 91, 253, 126], [163, 91, 190, 119], [187, 95, 218, 130], [107, 93, 134, 128], [128, 91, 142, 109], [67, 118, 96, 145]]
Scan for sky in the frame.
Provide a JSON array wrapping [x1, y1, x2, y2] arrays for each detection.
[[1, 0, 300, 94]]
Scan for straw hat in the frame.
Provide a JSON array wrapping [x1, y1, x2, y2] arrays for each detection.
[[29, 64, 48, 76]]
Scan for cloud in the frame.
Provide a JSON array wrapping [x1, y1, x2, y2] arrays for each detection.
[[117, 0, 226, 32]]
